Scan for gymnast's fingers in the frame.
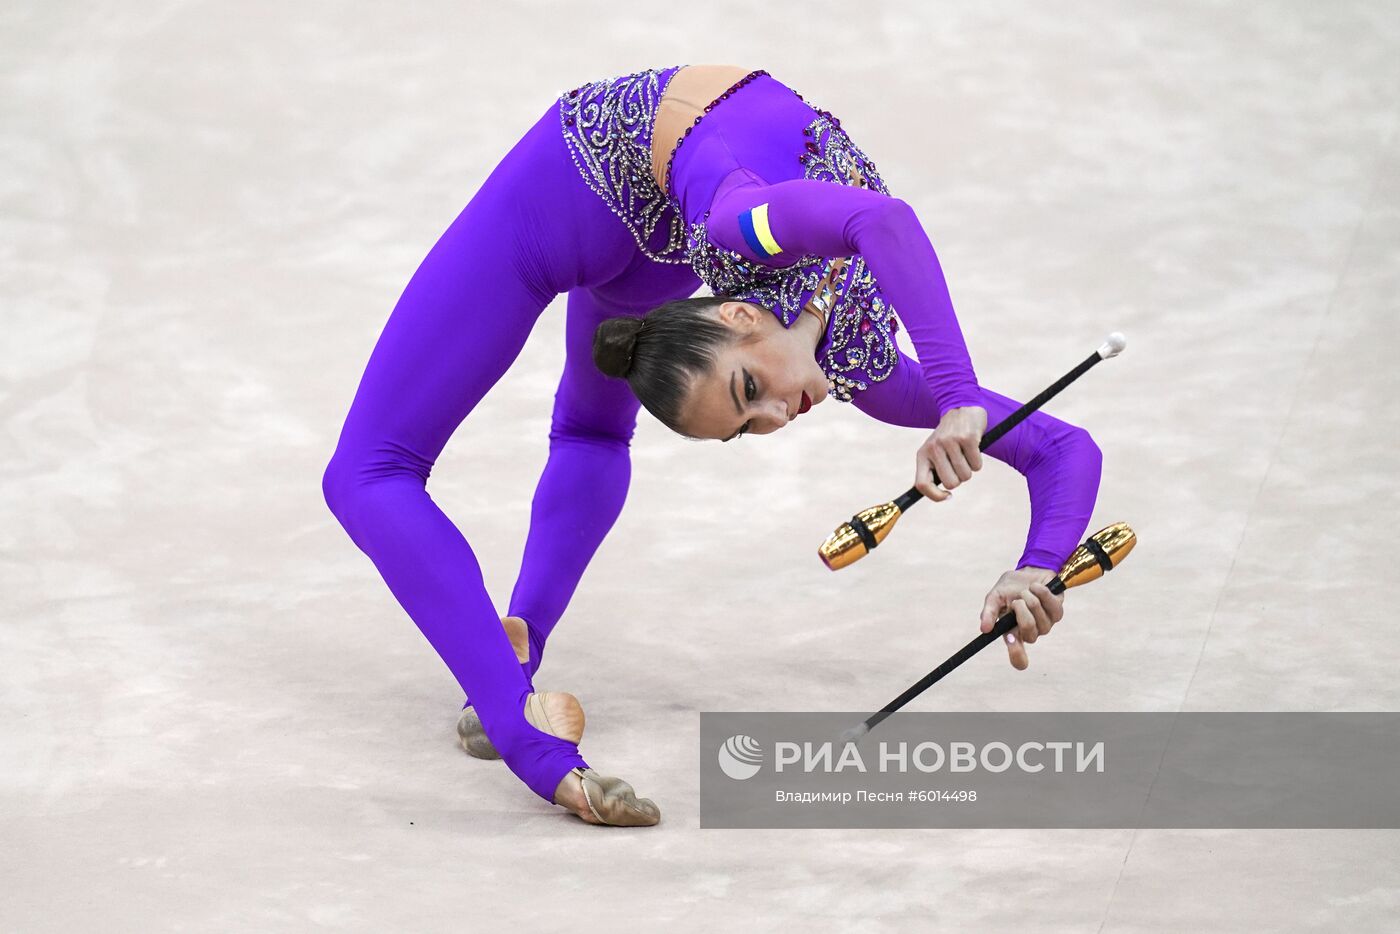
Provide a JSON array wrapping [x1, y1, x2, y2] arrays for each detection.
[[979, 591, 1003, 633], [915, 449, 950, 502], [930, 442, 960, 491], [963, 435, 984, 473], [942, 439, 974, 485], [1003, 625, 1030, 670], [1020, 588, 1050, 637], [1012, 597, 1039, 644], [1030, 581, 1063, 632]]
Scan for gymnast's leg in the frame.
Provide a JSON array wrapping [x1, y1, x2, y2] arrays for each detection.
[[319, 170, 587, 805], [506, 286, 648, 680]]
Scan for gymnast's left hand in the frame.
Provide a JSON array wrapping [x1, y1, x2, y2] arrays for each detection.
[[915, 406, 987, 502], [978, 566, 1063, 671]]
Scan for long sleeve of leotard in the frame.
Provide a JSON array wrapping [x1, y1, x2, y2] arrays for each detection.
[[981, 386, 1103, 571], [706, 174, 984, 416], [850, 349, 1102, 572]]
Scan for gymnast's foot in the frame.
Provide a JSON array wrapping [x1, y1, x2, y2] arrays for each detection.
[[458, 687, 585, 760], [457, 615, 537, 759], [553, 767, 662, 827]]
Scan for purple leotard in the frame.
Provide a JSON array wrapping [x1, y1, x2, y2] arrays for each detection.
[[657, 71, 1101, 570], [322, 66, 1101, 804]]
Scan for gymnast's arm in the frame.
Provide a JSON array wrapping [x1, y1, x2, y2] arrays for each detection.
[[849, 355, 1104, 574], [984, 388, 1103, 573], [706, 173, 984, 415]]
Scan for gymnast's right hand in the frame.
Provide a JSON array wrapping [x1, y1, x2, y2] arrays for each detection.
[[915, 405, 986, 501]]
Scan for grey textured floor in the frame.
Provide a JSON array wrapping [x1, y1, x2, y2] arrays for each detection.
[[3, 2, 1398, 932]]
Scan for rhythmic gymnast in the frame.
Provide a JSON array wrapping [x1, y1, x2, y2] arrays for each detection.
[[321, 65, 1103, 827]]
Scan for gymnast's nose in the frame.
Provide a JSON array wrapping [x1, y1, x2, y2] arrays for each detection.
[[754, 399, 791, 434]]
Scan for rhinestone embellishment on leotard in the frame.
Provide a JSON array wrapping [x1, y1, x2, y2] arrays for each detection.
[[685, 109, 904, 402], [558, 68, 690, 264], [559, 67, 912, 404]]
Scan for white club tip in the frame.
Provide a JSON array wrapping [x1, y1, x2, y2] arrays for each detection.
[[1098, 331, 1127, 359], [838, 723, 869, 745]]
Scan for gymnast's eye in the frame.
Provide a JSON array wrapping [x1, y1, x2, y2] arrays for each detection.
[[739, 371, 756, 437]]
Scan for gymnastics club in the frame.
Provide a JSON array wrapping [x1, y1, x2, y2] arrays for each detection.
[[839, 522, 1137, 744], [817, 332, 1127, 571]]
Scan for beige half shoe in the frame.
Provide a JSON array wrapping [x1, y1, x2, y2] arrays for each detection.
[[457, 615, 536, 760], [458, 689, 586, 760], [568, 767, 662, 827], [456, 614, 586, 761]]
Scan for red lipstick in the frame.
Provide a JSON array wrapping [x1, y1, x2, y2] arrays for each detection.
[[798, 391, 811, 415]]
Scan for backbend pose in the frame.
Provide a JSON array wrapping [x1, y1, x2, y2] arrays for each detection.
[[322, 65, 1103, 827]]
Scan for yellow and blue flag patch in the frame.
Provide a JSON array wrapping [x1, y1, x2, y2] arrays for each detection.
[[737, 202, 784, 258]]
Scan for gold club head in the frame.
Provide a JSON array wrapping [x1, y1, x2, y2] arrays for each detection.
[[1058, 522, 1136, 589], [818, 501, 902, 570]]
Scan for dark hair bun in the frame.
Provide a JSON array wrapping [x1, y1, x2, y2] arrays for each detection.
[[592, 315, 646, 379]]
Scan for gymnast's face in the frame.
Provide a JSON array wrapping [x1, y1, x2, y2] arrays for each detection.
[[679, 301, 829, 441]]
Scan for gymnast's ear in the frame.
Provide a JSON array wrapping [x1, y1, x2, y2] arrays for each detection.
[[714, 300, 766, 337]]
